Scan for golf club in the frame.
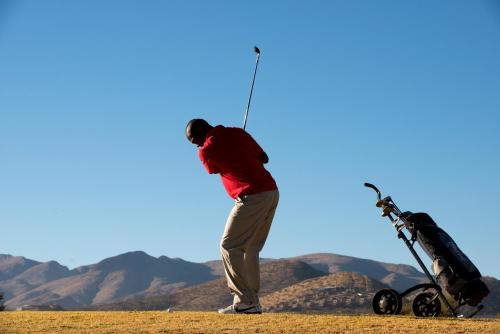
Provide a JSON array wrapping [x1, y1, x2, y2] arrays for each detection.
[[242, 46, 261, 130]]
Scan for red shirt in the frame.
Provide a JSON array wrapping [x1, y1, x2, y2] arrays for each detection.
[[198, 125, 278, 199]]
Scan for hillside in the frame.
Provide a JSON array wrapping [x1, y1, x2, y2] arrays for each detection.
[[289, 253, 427, 291], [94, 260, 326, 310], [261, 272, 389, 313], [0, 260, 71, 300], [4, 251, 215, 309], [0, 255, 41, 282], [1, 251, 497, 315], [482, 276, 500, 315], [204, 253, 427, 292]]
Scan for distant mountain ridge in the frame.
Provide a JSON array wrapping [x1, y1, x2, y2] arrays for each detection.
[[1, 251, 215, 309], [289, 253, 426, 291], [1, 251, 498, 316], [0, 255, 41, 282], [101, 260, 327, 311]]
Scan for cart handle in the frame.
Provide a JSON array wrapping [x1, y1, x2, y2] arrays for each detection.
[[364, 182, 381, 201]]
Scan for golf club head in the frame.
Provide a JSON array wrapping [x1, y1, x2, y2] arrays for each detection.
[[254, 46, 260, 55]]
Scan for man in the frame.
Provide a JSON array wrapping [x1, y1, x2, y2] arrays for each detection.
[[186, 119, 279, 314]]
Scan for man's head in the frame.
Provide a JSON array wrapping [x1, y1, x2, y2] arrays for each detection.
[[186, 119, 213, 147]]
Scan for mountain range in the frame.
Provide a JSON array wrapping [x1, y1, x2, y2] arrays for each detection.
[[0, 252, 214, 308], [1, 251, 498, 316]]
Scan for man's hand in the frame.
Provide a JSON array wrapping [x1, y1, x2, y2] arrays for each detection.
[[260, 152, 269, 164]]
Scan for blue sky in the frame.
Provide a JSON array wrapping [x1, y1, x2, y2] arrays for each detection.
[[1, 1, 499, 277]]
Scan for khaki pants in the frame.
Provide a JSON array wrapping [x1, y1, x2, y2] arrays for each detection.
[[220, 189, 279, 306]]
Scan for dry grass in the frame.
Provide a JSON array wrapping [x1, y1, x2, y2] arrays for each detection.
[[0, 311, 498, 334]]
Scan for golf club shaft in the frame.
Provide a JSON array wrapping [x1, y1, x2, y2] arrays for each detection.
[[243, 48, 260, 130]]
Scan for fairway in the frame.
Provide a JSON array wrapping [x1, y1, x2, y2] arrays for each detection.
[[0, 311, 499, 334]]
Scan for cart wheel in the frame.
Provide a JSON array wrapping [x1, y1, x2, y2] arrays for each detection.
[[372, 289, 402, 315], [412, 292, 441, 317]]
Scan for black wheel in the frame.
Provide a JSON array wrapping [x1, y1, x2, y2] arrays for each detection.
[[372, 289, 402, 315], [412, 292, 441, 317]]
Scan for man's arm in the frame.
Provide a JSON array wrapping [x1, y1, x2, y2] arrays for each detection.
[[199, 147, 220, 174], [242, 130, 269, 164]]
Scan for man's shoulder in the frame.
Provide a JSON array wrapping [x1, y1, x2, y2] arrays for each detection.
[[202, 125, 249, 151], [210, 125, 247, 139], [213, 125, 243, 133]]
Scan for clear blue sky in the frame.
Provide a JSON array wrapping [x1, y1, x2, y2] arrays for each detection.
[[1, 1, 499, 277]]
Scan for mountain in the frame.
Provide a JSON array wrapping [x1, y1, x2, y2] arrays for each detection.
[[1, 251, 497, 316], [289, 253, 427, 291], [0, 261, 71, 300], [202, 253, 426, 292], [91, 260, 326, 311], [171, 259, 326, 311], [261, 272, 389, 313], [3, 251, 215, 309], [0, 255, 40, 281], [482, 276, 500, 316]]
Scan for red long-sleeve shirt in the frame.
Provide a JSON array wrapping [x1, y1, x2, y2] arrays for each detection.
[[198, 125, 277, 199]]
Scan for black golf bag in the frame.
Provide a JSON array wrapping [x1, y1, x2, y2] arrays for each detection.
[[365, 183, 489, 317], [406, 212, 489, 307]]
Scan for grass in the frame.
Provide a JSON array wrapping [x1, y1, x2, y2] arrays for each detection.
[[0, 311, 499, 334]]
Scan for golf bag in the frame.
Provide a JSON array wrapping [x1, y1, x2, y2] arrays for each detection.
[[365, 182, 489, 317], [406, 213, 489, 307]]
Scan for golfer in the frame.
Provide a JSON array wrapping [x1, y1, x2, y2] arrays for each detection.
[[186, 119, 279, 314]]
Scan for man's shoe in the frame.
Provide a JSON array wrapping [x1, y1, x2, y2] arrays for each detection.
[[217, 303, 262, 314]]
